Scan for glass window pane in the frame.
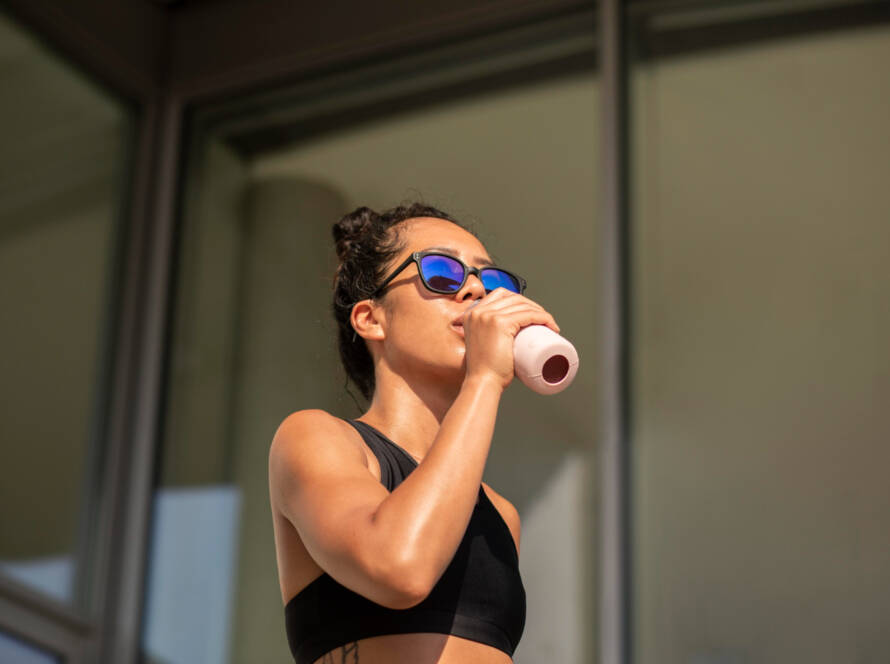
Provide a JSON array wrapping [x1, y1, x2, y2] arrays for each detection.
[[0, 9, 133, 610], [143, 53, 598, 663], [0, 630, 63, 664], [631, 10, 890, 664]]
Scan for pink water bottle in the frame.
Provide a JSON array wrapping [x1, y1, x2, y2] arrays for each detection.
[[512, 325, 579, 395]]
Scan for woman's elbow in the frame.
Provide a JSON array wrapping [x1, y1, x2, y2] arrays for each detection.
[[385, 582, 430, 610], [375, 555, 434, 609]]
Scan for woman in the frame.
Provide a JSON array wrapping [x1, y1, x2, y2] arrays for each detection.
[[269, 203, 560, 663]]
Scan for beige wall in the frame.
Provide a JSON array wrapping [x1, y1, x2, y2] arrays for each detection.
[[632, 23, 890, 663]]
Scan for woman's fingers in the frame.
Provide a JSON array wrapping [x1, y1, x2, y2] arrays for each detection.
[[464, 291, 558, 333], [465, 289, 544, 316], [461, 289, 561, 389], [478, 303, 560, 334]]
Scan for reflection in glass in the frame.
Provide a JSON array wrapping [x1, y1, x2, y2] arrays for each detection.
[[0, 10, 132, 609], [0, 630, 62, 664], [144, 66, 599, 662], [142, 486, 241, 664]]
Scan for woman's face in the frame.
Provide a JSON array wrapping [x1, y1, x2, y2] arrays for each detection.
[[369, 217, 493, 386]]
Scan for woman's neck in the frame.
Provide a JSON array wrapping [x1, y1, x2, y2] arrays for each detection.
[[357, 365, 462, 463]]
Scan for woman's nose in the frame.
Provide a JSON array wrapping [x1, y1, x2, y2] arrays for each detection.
[[457, 273, 486, 301]]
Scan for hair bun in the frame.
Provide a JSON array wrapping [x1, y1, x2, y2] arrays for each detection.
[[333, 206, 378, 263]]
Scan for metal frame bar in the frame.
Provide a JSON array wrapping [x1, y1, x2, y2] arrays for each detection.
[[73, 99, 161, 662], [93, 94, 185, 664], [190, 6, 598, 153], [165, 0, 593, 100], [0, 577, 90, 662], [598, 0, 631, 664], [629, 0, 890, 60]]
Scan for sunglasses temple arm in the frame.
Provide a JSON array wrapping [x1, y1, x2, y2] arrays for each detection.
[[372, 254, 416, 297]]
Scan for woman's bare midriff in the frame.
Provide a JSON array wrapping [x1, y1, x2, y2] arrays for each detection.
[[311, 633, 514, 663]]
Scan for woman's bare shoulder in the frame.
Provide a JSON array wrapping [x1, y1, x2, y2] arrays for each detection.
[[270, 409, 366, 468], [276, 408, 340, 431]]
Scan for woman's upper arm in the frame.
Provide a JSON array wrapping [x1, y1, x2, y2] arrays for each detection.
[[268, 409, 421, 608]]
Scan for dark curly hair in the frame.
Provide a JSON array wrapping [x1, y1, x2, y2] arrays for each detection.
[[332, 203, 475, 401]]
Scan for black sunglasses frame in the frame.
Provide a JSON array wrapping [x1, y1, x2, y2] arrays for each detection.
[[370, 250, 527, 298]]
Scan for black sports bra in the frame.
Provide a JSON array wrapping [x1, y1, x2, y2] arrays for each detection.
[[284, 419, 526, 663]]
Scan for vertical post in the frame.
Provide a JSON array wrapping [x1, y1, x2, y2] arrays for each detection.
[[597, 0, 630, 663], [94, 95, 184, 664]]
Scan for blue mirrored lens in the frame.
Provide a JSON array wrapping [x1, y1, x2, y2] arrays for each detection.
[[420, 255, 465, 292], [480, 268, 521, 293]]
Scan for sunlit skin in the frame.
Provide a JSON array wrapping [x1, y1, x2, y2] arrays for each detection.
[[352, 218, 554, 460], [269, 217, 560, 664]]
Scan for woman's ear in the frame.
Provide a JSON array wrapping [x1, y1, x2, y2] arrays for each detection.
[[350, 299, 386, 342]]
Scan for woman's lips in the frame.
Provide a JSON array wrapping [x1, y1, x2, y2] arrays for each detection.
[[451, 302, 478, 335]]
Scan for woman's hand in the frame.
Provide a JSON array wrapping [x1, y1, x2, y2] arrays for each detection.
[[458, 288, 560, 390]]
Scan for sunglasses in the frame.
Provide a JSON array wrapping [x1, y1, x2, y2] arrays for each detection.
[[371, 251, 527, 298]]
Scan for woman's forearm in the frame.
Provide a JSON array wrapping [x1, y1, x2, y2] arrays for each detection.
[[369, 373, 504, 599]]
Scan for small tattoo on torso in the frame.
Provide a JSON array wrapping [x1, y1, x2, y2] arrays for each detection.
[[319, 641, 358, 663]]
